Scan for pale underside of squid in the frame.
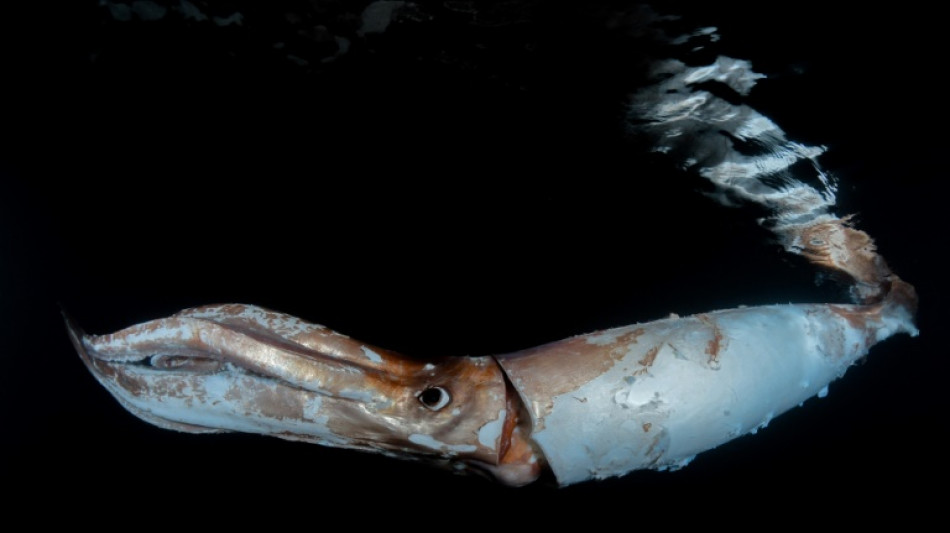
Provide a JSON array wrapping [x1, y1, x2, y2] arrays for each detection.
[[69, 54, 918, 486]]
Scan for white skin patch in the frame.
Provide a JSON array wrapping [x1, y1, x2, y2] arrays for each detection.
[[182, 305, 328, 339], [89, 322, 196, 359], [409, 434, 477, 453], [202, 372, 232, 399], [302, 396, 325, 422], [338, 388, 379, 403], [360, 346, 383, 363], [477, 408, 507, 449], [101, 368, 352, 449], [585, 331, 622, 346]]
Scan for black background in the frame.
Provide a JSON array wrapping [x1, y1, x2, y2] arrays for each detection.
[[3, 1, 945, 524]]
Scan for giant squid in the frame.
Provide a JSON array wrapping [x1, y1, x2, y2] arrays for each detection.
[[67, 53, 918, 486]]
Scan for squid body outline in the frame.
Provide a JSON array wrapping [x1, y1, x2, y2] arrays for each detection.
[[68, 235, 917, 486], [67, 38, 919, 486]]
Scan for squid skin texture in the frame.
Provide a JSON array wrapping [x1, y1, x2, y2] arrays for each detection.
[[69, 278, 916, 486]]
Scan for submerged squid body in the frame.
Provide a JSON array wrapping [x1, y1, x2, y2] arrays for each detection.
[[498, 279, 916, 484], [68, 279, 917, 486]]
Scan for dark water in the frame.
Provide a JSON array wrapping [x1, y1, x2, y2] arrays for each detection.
[[3, 1, 944, 523]]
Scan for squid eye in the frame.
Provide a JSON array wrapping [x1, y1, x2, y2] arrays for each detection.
[[418, 386, 451, 411]]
